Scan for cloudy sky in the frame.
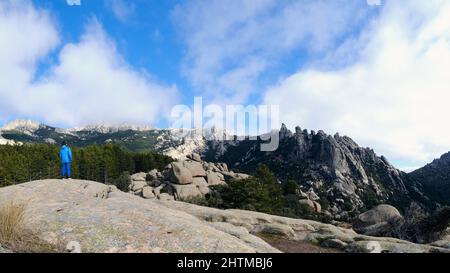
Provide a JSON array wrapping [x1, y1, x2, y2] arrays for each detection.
[[1, 0, 450, 170]]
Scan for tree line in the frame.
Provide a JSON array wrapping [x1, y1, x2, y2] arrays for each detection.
[[0, 143, 173, 188]]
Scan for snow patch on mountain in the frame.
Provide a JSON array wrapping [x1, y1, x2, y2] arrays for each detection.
[[1, 120, 42, 134], [70, 124, 153, 134], [162, 130, 206, 160]]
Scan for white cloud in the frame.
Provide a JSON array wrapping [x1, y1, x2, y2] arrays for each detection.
[[172, 0, 371, 104], [106, 0, 135, 23], [0, 1, 177, 127], [263, 0, 450, 169]]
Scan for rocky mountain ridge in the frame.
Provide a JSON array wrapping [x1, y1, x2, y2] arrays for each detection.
[[204, 124, 435, 217], [1, 120, 448, 216]]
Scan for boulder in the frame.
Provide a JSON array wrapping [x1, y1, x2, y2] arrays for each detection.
[[183, 160, 206, 177], [142, 186, 155, 199], [206, 163, 221, 172], [193, 177, 210, 195], [131, 172, 146, 182], [130, 180, 147, 192], [307, 189, 320, 201], [206, 171, 226, 186], [313, 201, 322, 213], [170, 183, 203, 200], [146, 169, 160, 181], [299, 199, 316, 211], [353, 204, 403, 234], [169, 162, 193, 185]]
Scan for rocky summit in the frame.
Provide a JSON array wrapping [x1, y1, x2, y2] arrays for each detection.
[[205, 124, 432, 218], [0, 179, 448, 253]]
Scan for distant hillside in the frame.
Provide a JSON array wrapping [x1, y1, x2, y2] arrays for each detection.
[[0, 120, 203, 158]]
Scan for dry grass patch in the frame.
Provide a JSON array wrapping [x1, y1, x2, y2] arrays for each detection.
[[0, 201, 64, 253]]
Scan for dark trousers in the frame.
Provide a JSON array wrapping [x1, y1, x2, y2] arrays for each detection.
[[62, 162, 71, 178]]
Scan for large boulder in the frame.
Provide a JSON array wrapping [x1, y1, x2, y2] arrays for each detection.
[[0, 180, 278, 253], [146, 169, 160, 181], [130, 172, 146, 182], [183, 160, 206, 177], [298, 199, 321, 213], [192, 177, 210, 195], [206, 171, 226, 186], [169, 162, 193, 185], [142, 186, 155, 199], [129, 180, 147, 192], [170, 183, 203, 200], [353, 204, 403, 235]]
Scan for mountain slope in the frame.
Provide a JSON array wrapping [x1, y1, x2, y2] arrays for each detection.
[[409, 152, 450, 206], [0, 120, 203, 158], [204, 124, 432, 217], [1, 120, 444, 215]]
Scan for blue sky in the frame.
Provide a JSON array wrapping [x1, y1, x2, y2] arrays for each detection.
[[28, 0, 377, 112], [32, 0, 186, 96], [1, 0, 450, 170]]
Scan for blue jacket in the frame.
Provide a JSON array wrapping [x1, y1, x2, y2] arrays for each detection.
[[60, 145, 72, 164]]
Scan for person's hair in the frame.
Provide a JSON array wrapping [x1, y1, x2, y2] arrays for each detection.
[[62, 141, 67, 146]]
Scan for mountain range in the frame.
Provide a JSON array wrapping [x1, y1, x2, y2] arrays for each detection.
[[1, 119, 449, 216]]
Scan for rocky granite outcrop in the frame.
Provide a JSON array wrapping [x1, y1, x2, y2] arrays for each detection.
[[205, 124, 429, 217], [128, 153, 250, 201], [0, 179, 277, 253], [0, 179, 448, 253], [353, 205, 403, 236], [159, 200, 450, 253]]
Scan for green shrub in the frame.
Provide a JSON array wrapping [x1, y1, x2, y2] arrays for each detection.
[[205, 165, 283, 214], [283, 180, 300, 195], [281, 194, 315, 219], [109, 172, 131, 192], [387, 205, 450, 243]]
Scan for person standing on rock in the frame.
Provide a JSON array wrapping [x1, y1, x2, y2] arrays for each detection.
[[60, 141, 72, 179]]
